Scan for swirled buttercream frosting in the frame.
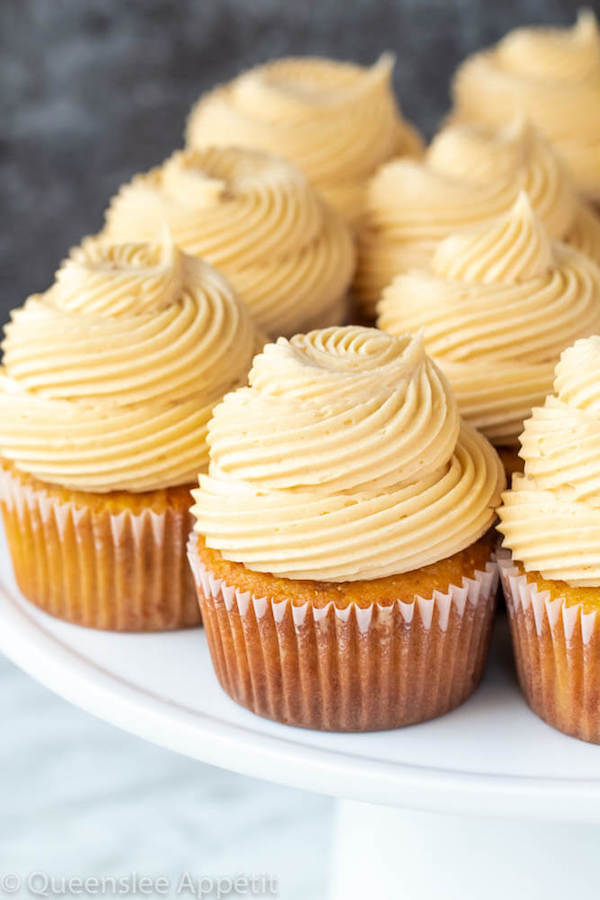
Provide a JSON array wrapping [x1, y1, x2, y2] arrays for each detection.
[[103, 146, 355, 338], [191, 326, 504, 581], [498, 335, 600, 587], [452, 11, 600, 200], [378, 193, 600, 445], [0, 236, 259, 492], [356, 117, 600, 314], [185, 54, 423, 224]]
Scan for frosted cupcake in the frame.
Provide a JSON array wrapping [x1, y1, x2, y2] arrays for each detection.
[[498, 336, 600, 743], [0, 236, 260, 631], [377, 193, 600, 473], [103, 146, 355, 338], [356, 117, 600, 316], [185, 54, 423, 225], [189, 326, 505, 731], [452, 11, 600, 203]]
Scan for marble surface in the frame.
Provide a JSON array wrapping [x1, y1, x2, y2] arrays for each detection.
[[0, 652, 332, 897]]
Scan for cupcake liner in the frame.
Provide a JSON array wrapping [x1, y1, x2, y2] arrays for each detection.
[[0, 465, 200, 632], [188, 535, 498, 731], [499, 552, 600, 743]]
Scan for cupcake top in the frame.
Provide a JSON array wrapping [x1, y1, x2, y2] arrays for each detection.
[[355, 117, 600, 313], [185, 54, 423, 223], [0, 236, 259, 492], [103, 146, 355, 338], [498, 335, 600, 587], [452, 11, 600, 200], [377, 193, 600, 445], [191, 326, 504, 582]]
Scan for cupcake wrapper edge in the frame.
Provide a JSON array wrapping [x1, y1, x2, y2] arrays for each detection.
[[499, 552, 600, 743], [188, 534, 498, 732], [0, 467, 200, 632]]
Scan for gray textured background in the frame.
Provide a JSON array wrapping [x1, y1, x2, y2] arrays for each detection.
[[1, 0, 588, 321]]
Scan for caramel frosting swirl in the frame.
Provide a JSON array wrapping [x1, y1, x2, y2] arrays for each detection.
[[498, 336, 600, 586], [185, 54, 423, 223], [452, 11, 600, 200], [0, 237, 259, 492], [191, 326, 504, 581], [377, 193, 600, 446], [356, 117, 600, 315], [103, 146, 355, 338]]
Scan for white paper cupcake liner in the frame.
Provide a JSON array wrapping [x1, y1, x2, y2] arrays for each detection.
[[188, 535, 498, 731], [0, 463, 200, 631], [499, 551, 600, 743]]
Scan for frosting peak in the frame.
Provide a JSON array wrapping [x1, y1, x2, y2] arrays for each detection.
[[228, 328, 460, 491], [426, 121, 576, 238], [103, 146, 355, 338], [496, 10, 600, 81], [377, 193, 600, 445], [192, 326, 504, 582], [232, 52, 396, 117], [452, 12, 600, 200], [498, 335, 600, 586], [50, 234, 186, 314], [432, 192, 554, 284], [185, 55, 423, 223], [161, 155, 229, 210], [355, 117, 600, 314], [0, 235, 260, 492]]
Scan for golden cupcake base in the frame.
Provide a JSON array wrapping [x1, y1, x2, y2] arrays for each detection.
[[189, 533, 498, 732], [0, 461, 200, 632], [500, 554, 600, 743]]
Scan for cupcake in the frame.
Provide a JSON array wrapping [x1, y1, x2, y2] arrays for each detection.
[[497, 336, 600, 743], [377, 192, 600, 474], [103, 146, 355, 338], [188, 326, 505, 731], [185, 54, 423, 225], [0, 235, 260, 631], [355, 117, 600, 317], [452, 10, 600, 204]]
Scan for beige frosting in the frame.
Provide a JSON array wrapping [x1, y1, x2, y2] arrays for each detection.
[[452, 11, 600, 200], [103, 146, 355, 338], [0, 236, 259, 492], [498, 335, 600, 586], [191, 326, 504, 582], [378, 193, 600, 446], [356, 117, 600, 315], [185, 54, 423, 224]]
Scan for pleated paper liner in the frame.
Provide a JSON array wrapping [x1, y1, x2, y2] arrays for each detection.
[[499, 553, 600, 744], [0, 461, 200, 632], [188, 535, 498, 732]]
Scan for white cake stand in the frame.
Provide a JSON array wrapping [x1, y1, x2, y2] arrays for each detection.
[[1, 538, 600, 899]]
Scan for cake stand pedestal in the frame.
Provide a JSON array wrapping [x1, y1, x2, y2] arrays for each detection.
[[1, 538, 599, 899], [330, 803, 600, 899]]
